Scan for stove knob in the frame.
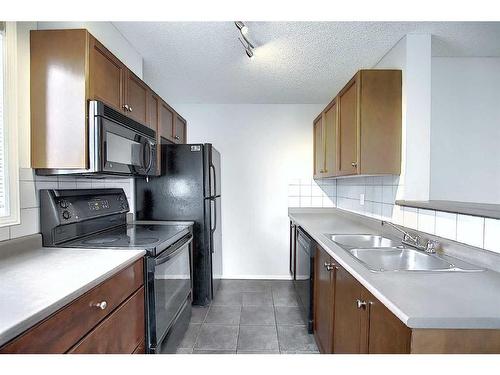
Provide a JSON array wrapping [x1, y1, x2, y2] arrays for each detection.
[[62, 210, 71, 220], [118, 195, 124, 202], [59, 200, 69, 209]]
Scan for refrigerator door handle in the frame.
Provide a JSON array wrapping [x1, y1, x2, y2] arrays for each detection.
[[210, 164, 217, 197], [210, 198, 217, 233]]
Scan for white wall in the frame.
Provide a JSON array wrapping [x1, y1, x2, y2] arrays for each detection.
[[36, 22, 143, 78], [430, 57, 500, 204], [374, 34, 432, 202], [176, 104, 323, 279]]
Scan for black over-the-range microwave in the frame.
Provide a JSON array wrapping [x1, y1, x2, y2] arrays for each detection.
[[36, 100, 157, 178]]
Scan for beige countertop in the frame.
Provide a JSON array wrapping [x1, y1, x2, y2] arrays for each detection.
[[0, 235, 145, 347], [289, 208, 500, 329]]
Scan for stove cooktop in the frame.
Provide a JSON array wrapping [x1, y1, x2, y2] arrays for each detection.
[[63, 223, 191, 256]]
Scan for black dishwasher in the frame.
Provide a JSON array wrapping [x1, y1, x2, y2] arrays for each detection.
[[294, 227, 315, 333]]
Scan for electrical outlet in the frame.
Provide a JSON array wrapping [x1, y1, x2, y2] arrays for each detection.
[[359, 193, 365, 206]]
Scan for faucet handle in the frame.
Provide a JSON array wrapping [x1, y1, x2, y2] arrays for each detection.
[[425, 239, 439, 253]]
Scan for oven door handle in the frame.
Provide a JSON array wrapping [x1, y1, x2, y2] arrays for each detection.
[[155, 235, 193, 266]]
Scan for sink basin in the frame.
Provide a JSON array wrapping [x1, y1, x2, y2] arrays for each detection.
[[328, 234, 400, 248], [349, 248, 455, 272]]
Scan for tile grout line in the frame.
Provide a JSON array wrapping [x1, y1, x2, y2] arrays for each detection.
[[270, 282, 282, 354]]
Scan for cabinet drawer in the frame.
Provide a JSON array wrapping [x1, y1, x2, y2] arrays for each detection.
[[0, 259, 144, 354], [68, 287, 145, 354]]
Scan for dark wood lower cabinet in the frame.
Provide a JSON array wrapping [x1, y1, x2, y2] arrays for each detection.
[[313, 245, 335, 353], [332, 264, 365, 353], [0, 259, 145, 354], [314, 244, 411, 354], [311, 240, 500, 354], [363, 289, 411, 353]]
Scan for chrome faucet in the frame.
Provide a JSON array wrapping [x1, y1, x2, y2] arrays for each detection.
[[381, 221, 439, 254]]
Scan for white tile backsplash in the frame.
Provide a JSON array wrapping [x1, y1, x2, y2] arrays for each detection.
[[403, 207, 418, 230], [435, 211, 458, 240], [20, 180, 38, 209], [484, 219, 500, 254], [457, 214, 485, 248], [288, 174, 500, 253], [417, 209, 436, 235], [0, 168, 135, 243]]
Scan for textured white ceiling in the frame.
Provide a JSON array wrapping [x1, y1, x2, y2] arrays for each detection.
[[113, 22, 500, 104]]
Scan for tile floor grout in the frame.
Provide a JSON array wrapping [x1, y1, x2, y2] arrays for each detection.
[[176, 280, 319, 354]]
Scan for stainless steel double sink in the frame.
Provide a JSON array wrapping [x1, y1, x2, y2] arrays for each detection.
[[324, 234, 483, 273]]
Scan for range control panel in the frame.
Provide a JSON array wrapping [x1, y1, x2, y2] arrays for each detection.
[[49, 189, 129, 224]]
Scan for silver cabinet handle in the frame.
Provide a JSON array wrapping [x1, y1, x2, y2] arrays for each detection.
[[324, 262, 336, 271], [93, 301, 108, 310], [351, 162, 357, 167], [356, 299, 367, 309]]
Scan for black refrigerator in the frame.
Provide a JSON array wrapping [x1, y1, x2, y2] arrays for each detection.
[[135, 143, 222, 306]]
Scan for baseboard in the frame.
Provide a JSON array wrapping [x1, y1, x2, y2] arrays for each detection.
[[220, 275, 293, 280]]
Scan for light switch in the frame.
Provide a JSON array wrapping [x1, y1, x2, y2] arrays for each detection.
[[360, 193, 365, 206]]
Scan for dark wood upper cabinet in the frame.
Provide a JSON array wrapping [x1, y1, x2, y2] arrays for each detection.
[[323, 100, 337, 177], [313, 114, 324, 178], [125, 70, 149, 126], [313, 245, 335, 353], [30, 28, 188, 170], [159, 100, 174, 141], [88, 35, 125, 112], [174, 114, 187, 144], [337, 77, 359, 176], [312, 70, 402, 178]]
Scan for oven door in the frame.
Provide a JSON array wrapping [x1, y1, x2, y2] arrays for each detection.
[[147, 234, 193, 353], [99, 117, 156, 176]]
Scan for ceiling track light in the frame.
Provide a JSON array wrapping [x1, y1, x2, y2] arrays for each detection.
[[235, 21, 255, 59]]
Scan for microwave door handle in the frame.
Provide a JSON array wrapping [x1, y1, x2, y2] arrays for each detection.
[[144, 141, 153, 174], [155, 235, 193, 266]]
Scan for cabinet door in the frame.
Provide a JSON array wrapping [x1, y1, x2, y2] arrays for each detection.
[[313, 115, 324, 178], [125, 70, 149, 125], [148, 91, 160, 132], [173, 114, 187, 144], [88, 36, 125, 112], [333, 265, 363, 353], [159, 101, 174, 142], [323, 101, 337, 177], [362, 289, 411, 354], [338, 76, 359, 175], [148, 92, 161, 175], [313, 245, 335, 353]]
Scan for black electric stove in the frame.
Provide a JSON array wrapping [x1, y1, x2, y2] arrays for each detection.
[[39, 188, 194, 354], [64, 223, 190, 257]]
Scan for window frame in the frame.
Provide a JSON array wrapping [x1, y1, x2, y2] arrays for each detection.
[[0, 22, 20, 227]]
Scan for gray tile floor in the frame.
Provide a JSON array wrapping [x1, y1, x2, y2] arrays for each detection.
[[176, 279, 319, 354]]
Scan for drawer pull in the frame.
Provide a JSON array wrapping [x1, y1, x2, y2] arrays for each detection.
[[356, 299, 367, 309], [93, 301, 108, 310]]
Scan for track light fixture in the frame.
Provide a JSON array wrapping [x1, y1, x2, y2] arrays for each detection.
[[235, 21, 255, 59]]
